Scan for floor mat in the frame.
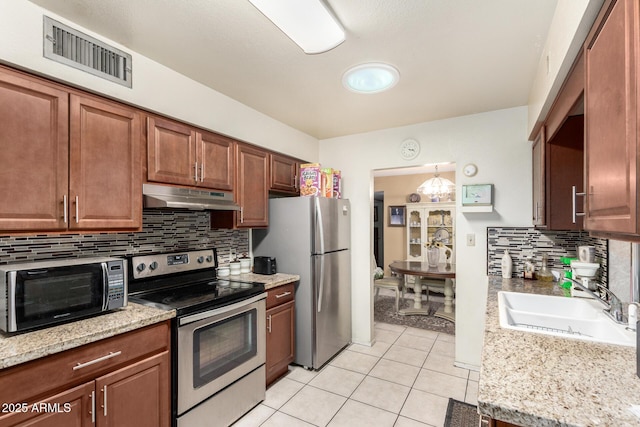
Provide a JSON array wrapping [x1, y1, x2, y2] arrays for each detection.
[[374, 295, 454, 335], [444, 398, 480, 427]]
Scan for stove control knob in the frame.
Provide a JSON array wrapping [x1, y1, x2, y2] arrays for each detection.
[[197, 256, 204, 264], [149, 261, 158, 271], [136, 263, 146, 272], [206, 255, 213, 263]]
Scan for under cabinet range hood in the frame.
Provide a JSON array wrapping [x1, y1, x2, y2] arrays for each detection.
[[143, 183, 240, 211]]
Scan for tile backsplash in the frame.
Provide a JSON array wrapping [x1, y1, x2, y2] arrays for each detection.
[[487, 227, 608, 285], [0, 210, 248, 265]]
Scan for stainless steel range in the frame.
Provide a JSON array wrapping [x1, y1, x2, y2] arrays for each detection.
[[127, 249, 266, 427]]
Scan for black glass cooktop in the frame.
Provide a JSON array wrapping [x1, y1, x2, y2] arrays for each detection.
[[130, 279, 265, 316]]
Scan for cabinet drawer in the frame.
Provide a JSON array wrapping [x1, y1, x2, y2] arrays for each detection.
[[0, 321, 170, 404], [266, 283, 295, 309]]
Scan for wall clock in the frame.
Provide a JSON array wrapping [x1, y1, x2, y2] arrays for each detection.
[[463, 163, 478, 177], [399, 139, 420, 160]]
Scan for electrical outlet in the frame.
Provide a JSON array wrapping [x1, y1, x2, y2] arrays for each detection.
[[466, 233, 476, 246], [522, 250, 533, 258]]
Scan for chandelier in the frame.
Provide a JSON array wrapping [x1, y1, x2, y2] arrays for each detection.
[[417, 165, 454, 200]]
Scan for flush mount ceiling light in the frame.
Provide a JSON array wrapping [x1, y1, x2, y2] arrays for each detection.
[[248, 0, 345, 54], [342, 63, 400, 94]]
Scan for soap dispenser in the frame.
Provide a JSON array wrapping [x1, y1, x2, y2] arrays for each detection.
[[501, 250, 512, 278]]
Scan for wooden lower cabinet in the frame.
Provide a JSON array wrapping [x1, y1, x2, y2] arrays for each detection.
[[266, 283, 296, 386], [95, 352, 169, 427], [0, 322, 170, 427]]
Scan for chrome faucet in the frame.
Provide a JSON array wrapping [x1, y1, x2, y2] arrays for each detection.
[[567, 277, 625, 324]]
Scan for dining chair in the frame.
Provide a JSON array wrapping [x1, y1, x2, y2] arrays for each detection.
[[374, 276, 405, 313]]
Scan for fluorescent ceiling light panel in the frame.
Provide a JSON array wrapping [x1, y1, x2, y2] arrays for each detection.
[[249, 0, 345, 54], [342, 63, 400, 94]]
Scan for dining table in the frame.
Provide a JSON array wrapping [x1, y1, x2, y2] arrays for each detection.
[[388, 261, 455, 322]]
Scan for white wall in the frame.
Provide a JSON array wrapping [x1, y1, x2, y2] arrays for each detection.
[[319, 106, 532, 368], [527, 0, 603, 138], [0, 1, 318, 162]]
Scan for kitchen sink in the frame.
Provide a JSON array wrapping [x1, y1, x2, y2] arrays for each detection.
[[497, 291, 636, 347]]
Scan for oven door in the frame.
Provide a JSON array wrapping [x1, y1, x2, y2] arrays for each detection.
[[177, 293, 266, 415], [7, 263, 107, 332]]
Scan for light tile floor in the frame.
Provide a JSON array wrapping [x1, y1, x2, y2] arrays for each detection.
[[235, 321, 479, 427]]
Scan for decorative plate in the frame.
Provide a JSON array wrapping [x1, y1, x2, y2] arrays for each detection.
[[434, 227, 451, 243], [408, 193, 421, 203]]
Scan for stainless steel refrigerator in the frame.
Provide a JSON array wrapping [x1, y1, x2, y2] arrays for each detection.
[[253, 197, 351, 370]]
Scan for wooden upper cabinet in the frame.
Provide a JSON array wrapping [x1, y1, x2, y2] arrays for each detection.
[[236, 143, 269, 228], [147, 116, 235, 191], [147, 116, 197, 186], [198, 131, 234, 191], [270, 153, 299, 194], [0, 66, 69, 231], [546, 115, 585, 230], [532, 45, 585, 231], [584, 0, 639, 236], [532, 127, 546, 227], [70, 94, 142, 230]]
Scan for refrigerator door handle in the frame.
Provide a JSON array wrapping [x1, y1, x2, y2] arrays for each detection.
[[315, 197, 325, 255], [315, 197, 325, 312]]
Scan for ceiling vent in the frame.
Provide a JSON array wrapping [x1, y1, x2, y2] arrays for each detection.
[[43, 16, 132, 88]]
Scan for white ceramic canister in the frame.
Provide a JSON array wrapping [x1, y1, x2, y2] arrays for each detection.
[[217, 266, 230, 277], [229, 261, 241, 275], [501, 250, 513, 278], [239, 258, 251, 274]]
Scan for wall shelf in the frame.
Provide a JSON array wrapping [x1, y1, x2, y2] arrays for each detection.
[[460, 205, 493, 213]]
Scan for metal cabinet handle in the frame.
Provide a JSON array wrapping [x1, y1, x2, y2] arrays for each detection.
[[199, 164, 204, 182], [194, 162, 199, 182], [102, 385, 107, 416], [74, 196, 79, 224], [63, 195, 68, 224], [72, 351, 122, 370], [572, 185, 586, 224], [294, 173, 298, 190], [275, 291, 291, 299], [240, 207, 244, 224], [90, 391, 95, 423], [267, 314, 272, 333]]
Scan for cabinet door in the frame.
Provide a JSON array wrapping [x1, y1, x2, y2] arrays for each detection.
[[270, 153, 299, 194], [236, 143, 269, 228], [532, 128, 546, 227], [0, 381, 94, 427], [407, 208, 424, 261], [69, 94, 142, 230], [584, 0, 639, 235], [266, 300, 295, 386], [147, 116, 197, 186], [547, 115, 584, 230], [0, 67, 69, 231], [197, 130, 234, 190], [95, 351, 170, 427]]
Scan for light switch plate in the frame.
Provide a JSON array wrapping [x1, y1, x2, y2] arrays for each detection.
[[466, 233, 476, 246]]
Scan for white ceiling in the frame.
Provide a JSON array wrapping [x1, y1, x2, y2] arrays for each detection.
[[28, 0, 558, 140]]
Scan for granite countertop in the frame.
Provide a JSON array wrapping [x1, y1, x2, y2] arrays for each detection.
[[227, 272, 300, 290], [478, 277, 640, 426], [0, 303, 175, 370]]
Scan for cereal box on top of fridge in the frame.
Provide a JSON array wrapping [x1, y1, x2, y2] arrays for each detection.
[[299, 163, 321, 197], [321, 168, 334, 198], [332, 169, 342, 198]]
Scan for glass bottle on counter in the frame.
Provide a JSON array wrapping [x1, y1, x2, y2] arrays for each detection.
[[537, 253, 554, 282]]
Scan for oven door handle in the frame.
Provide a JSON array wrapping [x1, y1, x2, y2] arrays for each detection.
[[179, 293, 266, 326]]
